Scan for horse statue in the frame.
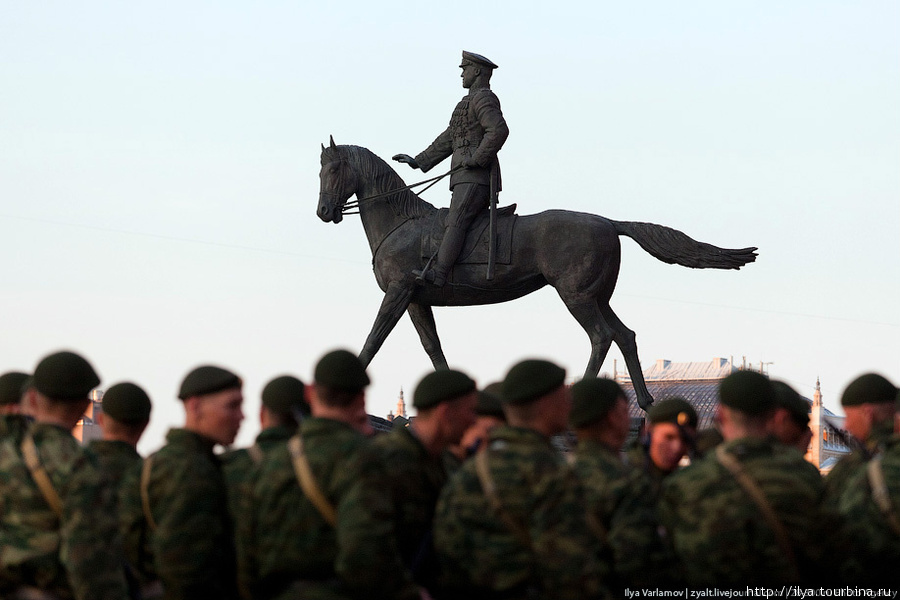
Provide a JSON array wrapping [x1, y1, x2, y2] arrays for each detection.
[[317, 138, 757, 409]]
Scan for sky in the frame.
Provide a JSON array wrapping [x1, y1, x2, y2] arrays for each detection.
[[1, 1, 897, 453]]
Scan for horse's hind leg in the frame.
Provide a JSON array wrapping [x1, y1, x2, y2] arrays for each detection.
[[558, 293, 616, 380], [598, 303, 654, 410], [359, 282, 415, 368], [407, 303, 449, 370]]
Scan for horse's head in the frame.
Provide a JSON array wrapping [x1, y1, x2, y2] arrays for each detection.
[[317, 136, 357, 224]]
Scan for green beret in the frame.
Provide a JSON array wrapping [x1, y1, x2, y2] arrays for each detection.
[[501, 359, 566, 406], [33, 351, 100, 402], [413, 369, 476, 410], [476, 382, 505, 418], [0, 371, 29, 406], [771, 380, 809, 425], [102, 382, 152, 424], [314, 349, 370, 392], [841, 373, 898, 407], [178, 365, 241, 400], [262, 375, 310, 418], [647, 397, 698, 428], [569, 377, 625, 428], [719, 371, 776, 415]]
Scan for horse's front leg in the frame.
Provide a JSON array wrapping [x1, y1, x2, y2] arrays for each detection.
[[358, 282, 416, 368], [407, 303, 448, 370]]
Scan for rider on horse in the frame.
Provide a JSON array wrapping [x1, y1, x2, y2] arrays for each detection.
[[393, 51, 509, 287]]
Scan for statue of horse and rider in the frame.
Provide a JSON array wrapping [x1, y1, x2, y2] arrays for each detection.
[[317, 51, 757, 410]]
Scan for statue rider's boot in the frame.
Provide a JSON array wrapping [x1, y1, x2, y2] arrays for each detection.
[[414, 225, 465, 286]]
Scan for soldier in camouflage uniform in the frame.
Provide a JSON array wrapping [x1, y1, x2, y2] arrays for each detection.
[[767, 380, 812, 453], [370, 369, 477, 594], [89, 382, 151, 492], [824, 373, 898, 501], [625, 397, 697, 498], [119, 365, 244, 600], [235, 350, 422, 600], [434, 359, 606, 599], [569, 377, 670, 588], [0, 371, 30, 441], [0, 351, 130, 600], [393, 51, 509, 287], [658, 370, 843, 585]]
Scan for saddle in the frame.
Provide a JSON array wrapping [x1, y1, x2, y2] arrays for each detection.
[[421, 204, 518, 265]]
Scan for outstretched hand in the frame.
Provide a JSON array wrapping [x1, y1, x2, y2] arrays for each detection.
[[392, 154, 420, 170]]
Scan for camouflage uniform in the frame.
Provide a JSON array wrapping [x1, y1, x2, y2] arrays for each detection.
[[0, 422, 130, 600], [235, 417, 417, 600], [369, 425, 448, 590], [658, 436, 842, 585], [624, 440, 669, 500], [119, 428, 237, 600], [571, 439, 670, 587], [433, 425, 605, 599], [824, 419, 894, 502], [222, 424, 295, 519], [831, 433, 900, 584], [88, 439, 142, 491]]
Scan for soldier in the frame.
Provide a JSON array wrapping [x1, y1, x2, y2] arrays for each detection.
[[235, 350, 421, 600], [89, 382, 152, 489], [0, 351, 130, 600], [767, 380, 812, 453], [433, 359, 606, 599], [825, 373, 898, 500], [658, 370, 843, 585], [393, 50, 509, 287], [626, 397, 698, 497], [568, 377, 669, 588], [448, 381, 506, 464], [0, 371, 30, 439], [119, 365, 244, 600], [370, 369, 477, 593]]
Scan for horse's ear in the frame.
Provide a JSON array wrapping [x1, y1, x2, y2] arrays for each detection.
[[329, 135, 337, 149], [321, 143, 326, 153]]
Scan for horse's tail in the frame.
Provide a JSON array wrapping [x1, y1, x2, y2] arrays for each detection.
[[611, 220, 757, 270]]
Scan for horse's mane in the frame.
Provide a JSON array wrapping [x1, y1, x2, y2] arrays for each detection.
[[324, 144, 436, 219]]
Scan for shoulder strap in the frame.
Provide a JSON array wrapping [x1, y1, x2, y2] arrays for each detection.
[[21, 431, 64, 518], [288, 434, 337, 527], [715, 446, 800, 579], [866, 454, 900, 537], [474, 449, 531, 548], [248, 443, 264, 465], [141, 454, 159, 531]]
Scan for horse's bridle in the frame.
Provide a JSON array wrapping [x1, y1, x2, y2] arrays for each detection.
[[340, 166, 463, 215]]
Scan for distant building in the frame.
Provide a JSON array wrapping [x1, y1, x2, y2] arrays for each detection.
[[386, 388, 408, 422], [72, 389, 104, 445], [614, 357, 850, 472]]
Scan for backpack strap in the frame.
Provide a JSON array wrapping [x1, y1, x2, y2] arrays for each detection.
[[140, 454, 159, 531], [21, 432, 63, 519], [288, 434, 337, 526], [474, 449, 532, 548], [867, 454, 900, 537]]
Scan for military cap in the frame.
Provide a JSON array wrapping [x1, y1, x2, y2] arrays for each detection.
[[771, 380, 809, 425], [647, 396, 698, 428], [178, 365, 241, 400], [569, 377, 625, 429], [413, 369, 476, 410], [841, 373, 898, 407], [33, 350, 100, 401], [501, 359, 566, 406], [476, 382, 505, 418], [314, 349, 370, 392], [102, 382, 152, 424], [0, 371, 29, 406], [461, 50, 498, 70], [718, 370, 777, 415], [262, 375, 310, 418]]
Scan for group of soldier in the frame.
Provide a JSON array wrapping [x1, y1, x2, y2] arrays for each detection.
[[1, 348, 899, 600]]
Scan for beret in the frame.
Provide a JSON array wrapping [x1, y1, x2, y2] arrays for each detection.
[[501, 359, 566, 406], [178, 365, 241, 400], [0, 371, 29, 406], [262, 375, 310, 418], [569, 377, 625, 428], [476, 382, 505, 418], [719, 370, 777, 415], [33, 351, 100, 402], [771, 380, 809, 425], [647, 397, 698, 428], [461, 50, 498, 69], [841, 373, 898, 407], [314, 349, 370, 392], [413, 369, 476, 410], [102, 382, 152, 424]]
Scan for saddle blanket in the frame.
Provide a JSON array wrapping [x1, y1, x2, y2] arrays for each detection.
[[421, 205, 517, 265]]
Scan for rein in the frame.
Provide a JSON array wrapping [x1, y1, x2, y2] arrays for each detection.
[[341, 166, 462, 215]]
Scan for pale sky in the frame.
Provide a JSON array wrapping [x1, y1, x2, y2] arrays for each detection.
[[1, 1, 897, 453]]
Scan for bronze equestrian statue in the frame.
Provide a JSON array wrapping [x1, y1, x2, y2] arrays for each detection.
[[317, 139, 757, 410]]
